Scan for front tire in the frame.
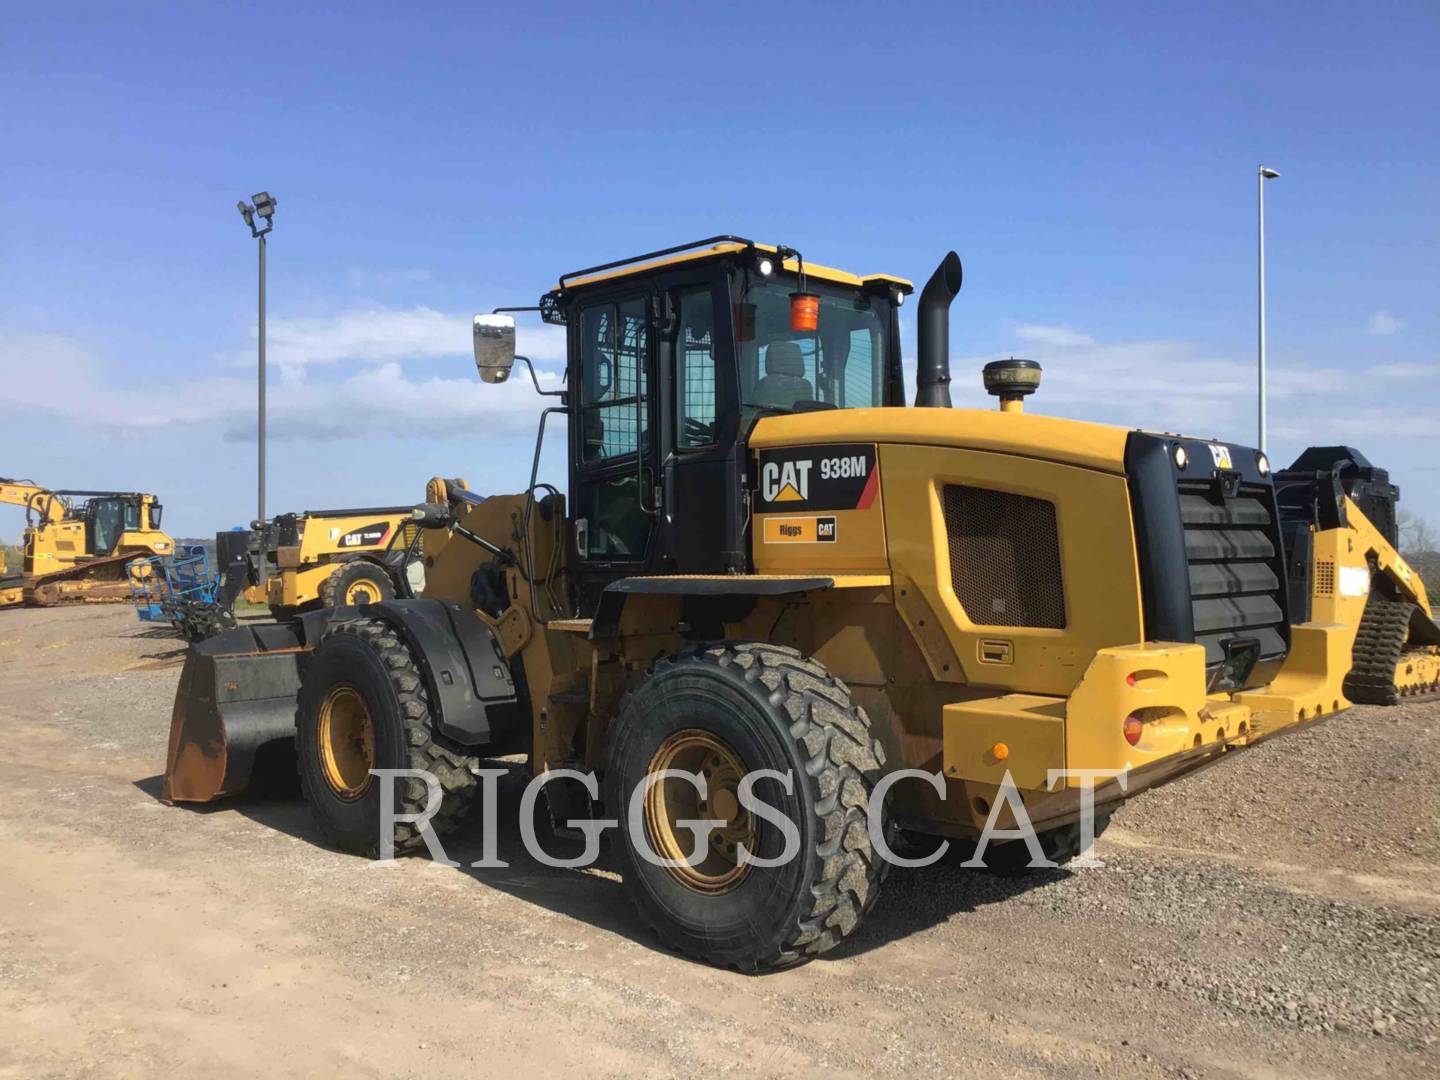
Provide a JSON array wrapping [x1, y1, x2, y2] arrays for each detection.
[[321, 561, 395, 609], [604, 642, 886, 971], [295, 618, 478, 856]]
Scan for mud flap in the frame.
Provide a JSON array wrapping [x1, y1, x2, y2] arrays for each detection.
[[162, 623, 309, 804]]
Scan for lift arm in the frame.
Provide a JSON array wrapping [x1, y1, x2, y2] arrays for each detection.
[[0, 478, 68, 524]]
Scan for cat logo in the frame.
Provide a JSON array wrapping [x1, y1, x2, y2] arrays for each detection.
[[1208, 444, 1233, 469], [755, 443, 878, 513], [761, 459, 812, 503]]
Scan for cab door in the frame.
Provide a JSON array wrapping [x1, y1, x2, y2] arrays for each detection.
[[569, 292, 659, 611], [659, 279, 746, 573]]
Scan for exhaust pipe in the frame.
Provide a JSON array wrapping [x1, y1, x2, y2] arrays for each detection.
[[915, 251, 964, 408]]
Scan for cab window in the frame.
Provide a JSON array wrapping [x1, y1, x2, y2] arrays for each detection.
[[91, 499, 124, 554], [675, 287, 717, 448], [738, 280, 888, 422], [579, 298, 648, 463]]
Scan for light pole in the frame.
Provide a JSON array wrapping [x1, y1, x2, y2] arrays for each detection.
[[1257, 165, 1280, 452], [237, 192, 276, 582]]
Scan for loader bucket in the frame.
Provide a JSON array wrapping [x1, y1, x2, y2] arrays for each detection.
[[162, 622, 310, 804]]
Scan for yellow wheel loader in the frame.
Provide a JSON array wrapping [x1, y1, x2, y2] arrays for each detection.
[[164, 236, 1365, 970], [1275, 448, 1440, 704], [231, 507, 422, 617], [1, 478, 173, 606]]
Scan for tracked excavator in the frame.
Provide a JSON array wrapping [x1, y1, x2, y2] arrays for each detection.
[[0, 478, 174, 606], [160, 237, 1416, 970], [1276, 448, 1440, 704]]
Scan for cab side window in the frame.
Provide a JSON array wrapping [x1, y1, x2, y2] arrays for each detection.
[[579, 298, 648, 463], [675, 287, 717, 448]]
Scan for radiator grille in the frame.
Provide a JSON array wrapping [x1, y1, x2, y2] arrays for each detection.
[[1178, 482, 1287, 665], [1313, 559, 1335, 598], [942, 485, 1065, 629]]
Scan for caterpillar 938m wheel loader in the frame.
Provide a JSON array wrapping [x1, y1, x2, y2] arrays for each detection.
[[1275, 448, 1440, 704], [164, 237, 1364, 970], [0, 478, 173, 607], [225, 506, 423, 617]]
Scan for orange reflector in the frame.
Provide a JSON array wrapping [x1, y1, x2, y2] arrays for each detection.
[[991, 742, 1009, 761], [790, 292, 819, 332], [1125, 673, 1137, 687], [1122, 712, 1144, 746]]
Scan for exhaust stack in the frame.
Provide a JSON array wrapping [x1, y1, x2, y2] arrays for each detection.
[[915, 251, 963, 408]]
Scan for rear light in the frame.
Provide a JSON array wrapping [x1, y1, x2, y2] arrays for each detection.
[[1122, 712, 1144, 746]]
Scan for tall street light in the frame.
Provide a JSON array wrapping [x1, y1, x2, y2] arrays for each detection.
[[1257, 165, 1280, 452], [237, 191, 277, 583]]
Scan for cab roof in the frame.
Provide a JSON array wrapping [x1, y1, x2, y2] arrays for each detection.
[[554, 236, 914, 294]]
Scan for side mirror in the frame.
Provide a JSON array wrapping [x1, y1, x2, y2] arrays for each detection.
[[473, 314, 517, 384]]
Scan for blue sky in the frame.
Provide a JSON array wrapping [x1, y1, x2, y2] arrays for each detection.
[[2, 1, 1437, 541]]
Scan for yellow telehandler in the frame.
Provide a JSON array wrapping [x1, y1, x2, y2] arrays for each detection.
[[164, 237, 1369, 970], [1, 478, 173, 606], [228, 506, 423, 616]]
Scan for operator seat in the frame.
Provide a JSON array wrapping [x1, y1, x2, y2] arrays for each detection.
[[751, 341, 814, 410]]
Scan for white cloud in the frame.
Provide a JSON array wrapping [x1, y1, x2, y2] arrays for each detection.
[[1272, 406, 1440, 441], [1366, 309, 1406, 335], [1012, 323, 1096, 348], [1372, 361, 1437, 380], [0, 330, 562, 442], [227, 306, 567, 371], [956, 325, 1381, 442]]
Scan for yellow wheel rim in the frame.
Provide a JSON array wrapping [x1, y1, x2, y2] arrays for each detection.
[[643, 729, 755, 895], [317, 684, 375, 800], [344, 580, 379, 605]]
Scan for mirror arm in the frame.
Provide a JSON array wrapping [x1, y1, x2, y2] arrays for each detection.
[[513, 355, 565, 398]]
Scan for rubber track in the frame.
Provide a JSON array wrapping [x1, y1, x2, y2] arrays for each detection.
[[300, 618, 479, 856], [1343, 594, 1425, 706], [682, 642, 887, 968]]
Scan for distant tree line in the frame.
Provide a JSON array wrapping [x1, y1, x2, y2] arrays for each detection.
[[1399, 510, 1440, 601]]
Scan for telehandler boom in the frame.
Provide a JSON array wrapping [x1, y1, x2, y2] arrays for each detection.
[[166, 237, 1370, 970]]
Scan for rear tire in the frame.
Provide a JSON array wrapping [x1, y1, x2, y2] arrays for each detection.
[[295, 617, 478, 857], [604, 642, 886, 971], [321, 561, 395, 609], [971, 816, 1112, 876]]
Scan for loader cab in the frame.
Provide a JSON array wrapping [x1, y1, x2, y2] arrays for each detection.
[[541, 238, 910, 614]]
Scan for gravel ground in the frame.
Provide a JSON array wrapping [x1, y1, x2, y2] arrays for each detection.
[[0, 606, 1437, 1078]]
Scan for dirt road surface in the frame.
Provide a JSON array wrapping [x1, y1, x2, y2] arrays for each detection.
[[0, 607, 1436, 1078]]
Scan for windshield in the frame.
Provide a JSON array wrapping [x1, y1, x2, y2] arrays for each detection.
[[738, 279, 890, 424]]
